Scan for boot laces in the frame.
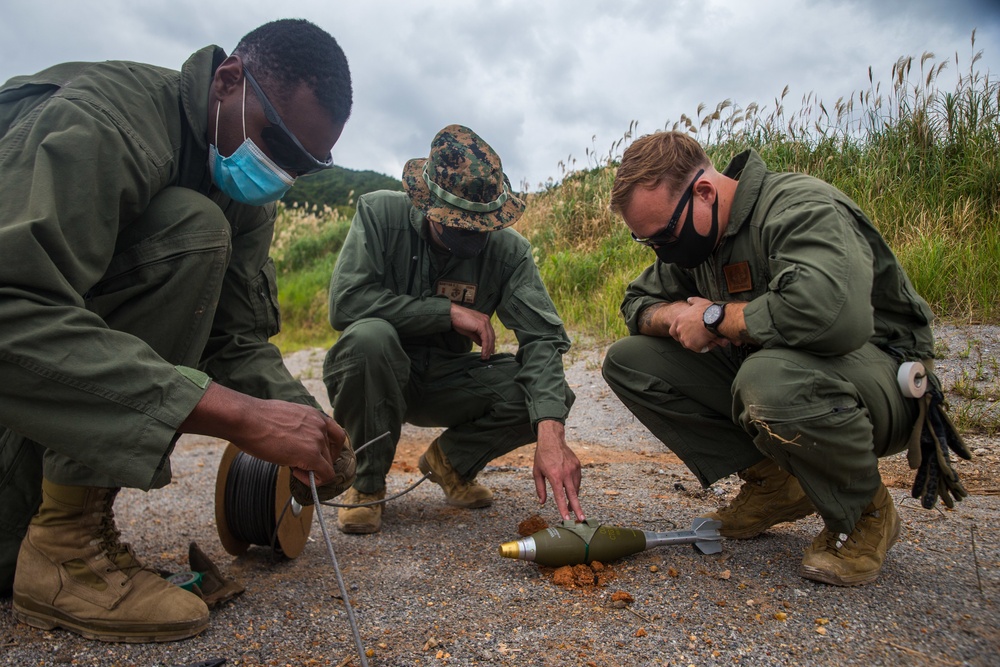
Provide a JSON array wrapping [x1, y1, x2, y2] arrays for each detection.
[[719, 478, 765, 513], [819, 509, 881, 558], [96, 490, 143, 579]]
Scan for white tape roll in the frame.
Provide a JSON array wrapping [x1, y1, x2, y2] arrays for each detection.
[[897, 361, 927, 398]]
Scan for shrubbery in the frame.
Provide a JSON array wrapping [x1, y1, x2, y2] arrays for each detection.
[[274, 34, 999, 351]]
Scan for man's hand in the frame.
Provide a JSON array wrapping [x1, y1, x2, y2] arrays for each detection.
[[179, 382, 347, 487], [666, 296, 729, 352], [532, 419, 585, 522], [450, 302, 496, 359]]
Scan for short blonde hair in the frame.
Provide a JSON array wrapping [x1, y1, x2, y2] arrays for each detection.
[[610, 132, 711, 214]]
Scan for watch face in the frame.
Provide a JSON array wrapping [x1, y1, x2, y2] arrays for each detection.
[[704, 303, 724, 326]]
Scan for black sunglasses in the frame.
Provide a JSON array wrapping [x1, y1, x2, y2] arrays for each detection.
[[243, 67, 335, 176], [630, 169, 705, 247]]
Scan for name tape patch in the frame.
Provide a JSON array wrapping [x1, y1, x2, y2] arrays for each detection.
[[436, 280, 478, 304]]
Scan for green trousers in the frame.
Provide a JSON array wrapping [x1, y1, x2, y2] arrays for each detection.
[[601, 336, 918, 535], [0, 187, 230, 593], [322, 318, 575, 494]]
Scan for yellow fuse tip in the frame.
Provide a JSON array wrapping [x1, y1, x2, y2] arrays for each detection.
[[498, 541, 520, 559]]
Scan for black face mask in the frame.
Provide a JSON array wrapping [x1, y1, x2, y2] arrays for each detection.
[[653, 194, 719, 269], [437, 224, 490, 259]]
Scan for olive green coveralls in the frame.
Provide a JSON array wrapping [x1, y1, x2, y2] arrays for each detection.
[[602, 150, 934, 535], [323, 191, 574, 493], [0, 48, 318, 592]]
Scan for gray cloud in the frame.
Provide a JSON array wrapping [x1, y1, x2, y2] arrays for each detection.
[[2, 0, 996, 188]]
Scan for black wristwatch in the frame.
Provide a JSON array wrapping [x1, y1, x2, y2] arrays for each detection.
[[703, 302, 726, 335]]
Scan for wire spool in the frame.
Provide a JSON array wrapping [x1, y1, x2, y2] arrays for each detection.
[[215, 442, 313, 558]]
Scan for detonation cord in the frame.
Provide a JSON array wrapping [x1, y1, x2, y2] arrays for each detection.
[[321, 432, 432, 509], [227, 432, 428, 666], [225, 452, 279, 550], [309, 471, 369, 667], [320, 474, 430, 508]]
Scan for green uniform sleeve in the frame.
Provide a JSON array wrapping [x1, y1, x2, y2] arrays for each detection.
[[0, 91, 206, 489], [620, 261, 700, 335], [329, 196, 452, 335], [496, 246, 573, 425], [198, 201, 320, 409], [742, 200, 875, 354]]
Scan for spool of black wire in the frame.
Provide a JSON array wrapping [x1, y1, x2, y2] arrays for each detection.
[[215, 442, 313, 558]]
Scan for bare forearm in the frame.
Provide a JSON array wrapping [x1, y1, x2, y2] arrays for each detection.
[[637, 301, 687, 336], [179, 382, 344, 485], [179, 381, 251, 441]]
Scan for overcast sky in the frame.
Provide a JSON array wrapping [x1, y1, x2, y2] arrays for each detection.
[[2, 0, 998, 190]]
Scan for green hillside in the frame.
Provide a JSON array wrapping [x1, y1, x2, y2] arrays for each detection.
[[274, 38, 999, 363], [283, 164, 402, 209]]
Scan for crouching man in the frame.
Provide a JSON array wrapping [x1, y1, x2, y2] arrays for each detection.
[[602, 131, 940, 586], [323, 124, 585, 534]]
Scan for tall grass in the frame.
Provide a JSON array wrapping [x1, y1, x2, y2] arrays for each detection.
[[275, 33, 998, 352], [518, 32, 999, 334], [271, 202, 351, 351]]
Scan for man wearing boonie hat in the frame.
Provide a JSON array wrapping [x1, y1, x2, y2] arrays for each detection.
[[322, 124, 585, 534]]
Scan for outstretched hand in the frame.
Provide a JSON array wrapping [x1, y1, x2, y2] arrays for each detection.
[[532, 420, 585, 522]]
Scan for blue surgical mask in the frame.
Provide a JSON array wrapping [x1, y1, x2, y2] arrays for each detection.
[[209, 79, 294, 206]]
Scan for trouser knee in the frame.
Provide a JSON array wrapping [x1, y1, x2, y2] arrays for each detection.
[[84, 186, 231, 366], [601, 335, 673, 394], [328, 318, 404, 360], [733, 352, 798, 417], [734, 351, 826, 451], [142, 186, 231, 235], [733, 349, 872, 452], [600, 337, 633, 391], [323, 318, 409, 395]]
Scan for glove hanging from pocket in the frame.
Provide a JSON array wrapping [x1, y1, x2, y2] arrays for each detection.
[[907, 379, 972, 509]]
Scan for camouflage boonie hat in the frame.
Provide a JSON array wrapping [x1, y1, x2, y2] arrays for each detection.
[[403, 124, 526, 230]]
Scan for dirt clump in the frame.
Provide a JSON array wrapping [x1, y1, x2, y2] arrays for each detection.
[[517, 514, 549, 536], [549, 561, 615, 589], [610, 590, 634, 608]]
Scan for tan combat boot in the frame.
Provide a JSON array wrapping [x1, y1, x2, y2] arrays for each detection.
[[12, 479, 209, 642], [337, 487, 386, 534], [418, 438, 493, 509], [701, 458, 815, 538], [799, 483, 900, 586]]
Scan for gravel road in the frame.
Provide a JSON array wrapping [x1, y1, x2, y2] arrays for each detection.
[[2, 325, 997, 666]]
